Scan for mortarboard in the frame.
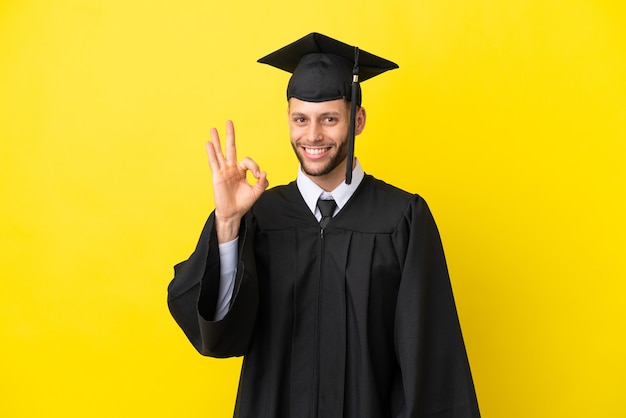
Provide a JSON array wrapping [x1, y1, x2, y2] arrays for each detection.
[[257, 32, 398, 184]]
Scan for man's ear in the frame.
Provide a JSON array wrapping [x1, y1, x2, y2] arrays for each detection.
[[355, 106, 367, 135]]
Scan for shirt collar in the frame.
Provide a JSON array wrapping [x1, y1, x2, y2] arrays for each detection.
[[296, 159, 365, 218]]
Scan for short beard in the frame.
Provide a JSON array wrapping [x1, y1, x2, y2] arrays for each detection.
[[292, 135, 349, 177]]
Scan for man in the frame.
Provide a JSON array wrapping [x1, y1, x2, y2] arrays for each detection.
[[168, 33, 480, 418]]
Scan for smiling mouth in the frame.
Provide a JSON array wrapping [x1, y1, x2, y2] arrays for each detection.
[[303, 146, 332, 155]]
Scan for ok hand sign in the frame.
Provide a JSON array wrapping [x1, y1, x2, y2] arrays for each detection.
[[206, 120, 269, 243]]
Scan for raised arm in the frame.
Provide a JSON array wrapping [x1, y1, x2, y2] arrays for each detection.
[[168, 121, 266, 356], [206, 120, 269, 243]]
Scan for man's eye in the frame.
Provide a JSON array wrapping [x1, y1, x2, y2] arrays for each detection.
[[325, 117, 336, 123], [295, 117, 306, 123]]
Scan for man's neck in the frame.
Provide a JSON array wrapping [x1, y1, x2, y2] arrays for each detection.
[[296, 159, 365, 218], [303, 158, 354, 192]]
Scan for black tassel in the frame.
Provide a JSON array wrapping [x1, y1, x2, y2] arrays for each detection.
[[345, 47, 360, 185]]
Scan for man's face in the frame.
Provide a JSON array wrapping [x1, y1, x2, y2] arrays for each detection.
[[287, 98, 365, 184]]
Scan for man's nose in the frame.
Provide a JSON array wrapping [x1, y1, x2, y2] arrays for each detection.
[[307, 122, 322, 141]]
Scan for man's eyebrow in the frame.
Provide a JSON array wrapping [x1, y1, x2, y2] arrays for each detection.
[[289, 111, 343, 118]]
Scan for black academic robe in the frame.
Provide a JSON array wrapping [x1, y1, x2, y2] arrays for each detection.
[[167, 175, 480, 418]]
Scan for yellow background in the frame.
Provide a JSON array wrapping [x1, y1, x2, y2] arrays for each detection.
[[1, 0, 625, 417]]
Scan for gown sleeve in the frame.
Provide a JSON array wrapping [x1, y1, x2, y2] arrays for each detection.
[[392, 196, 480, 417], [167, 212, 259, 358]]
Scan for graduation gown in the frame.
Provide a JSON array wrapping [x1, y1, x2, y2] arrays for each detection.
[[167, 174, 480, 418]]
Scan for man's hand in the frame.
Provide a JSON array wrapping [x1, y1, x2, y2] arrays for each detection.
[[206, 120, 269, 243]]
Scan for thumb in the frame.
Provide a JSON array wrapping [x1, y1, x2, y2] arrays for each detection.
[[253, 171, 269, 193]]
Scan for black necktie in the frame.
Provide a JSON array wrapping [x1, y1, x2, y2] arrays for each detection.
[[317, 199, 337, 229]]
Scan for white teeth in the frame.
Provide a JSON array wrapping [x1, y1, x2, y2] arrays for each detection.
[[304, 147, 328, 155]]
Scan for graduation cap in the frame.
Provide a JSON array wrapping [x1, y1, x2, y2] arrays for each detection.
[[258, 32, 398, 184]]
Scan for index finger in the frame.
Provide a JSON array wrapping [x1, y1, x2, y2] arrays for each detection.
[[225, 120, 237, 164]]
